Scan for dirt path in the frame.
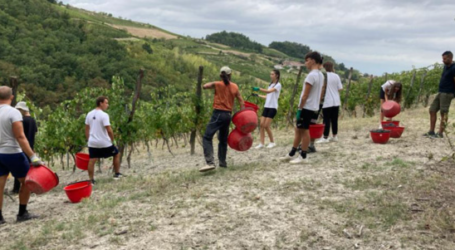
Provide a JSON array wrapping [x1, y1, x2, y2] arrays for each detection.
[[108, 24, 177, 40], [1, 106, 455, 249]]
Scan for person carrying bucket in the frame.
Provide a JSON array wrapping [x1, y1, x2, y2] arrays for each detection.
[[379, 80, 402, 128], [280, 52, 324, 164], [0, 86, 44, 224], [316, 62, 343, 143], [252, 69, 282, 149], [424, 51, 455, 138], [11, 101, 38, 194], [85, 96, 122, 184], [199, 66, 245, 172]]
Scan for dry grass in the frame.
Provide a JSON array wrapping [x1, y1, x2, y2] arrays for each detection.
[[2, 105, 455, 249]]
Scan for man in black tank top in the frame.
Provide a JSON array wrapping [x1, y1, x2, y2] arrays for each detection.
[[12, 102, 37, 193]]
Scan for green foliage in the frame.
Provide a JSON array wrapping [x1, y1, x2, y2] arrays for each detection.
[[269, 41, 310, 59], [206, 31, 263, 53]]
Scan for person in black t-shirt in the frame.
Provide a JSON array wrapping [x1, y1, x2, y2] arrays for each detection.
[[424, 51, 455, 138], [11, 102, 38, 193]]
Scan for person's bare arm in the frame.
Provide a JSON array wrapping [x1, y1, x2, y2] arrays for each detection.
[[85, 125, 90, 141], [259, 87, 277, 94], [106, 126, 115, 143], [298, 83, 313, 109], [12, 121, 34, 158], [384, 89, 389, 101], [203, 82, 217, 89], [236, 91, 245, 109]]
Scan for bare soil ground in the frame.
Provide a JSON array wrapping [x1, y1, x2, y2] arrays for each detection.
[[108, 24, 177, 40], [2, 106, 455, 250]]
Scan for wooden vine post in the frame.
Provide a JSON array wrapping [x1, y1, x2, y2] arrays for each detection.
[[286, 66, 303, 127], [362, 75, 374, 118], [403, 70, 416, 110], [416, 71, 428, 107], [190, 66, 203, 155], [118, 69, 144, 168], [342, 67, 353, 115], [9, 76, 19, 106]]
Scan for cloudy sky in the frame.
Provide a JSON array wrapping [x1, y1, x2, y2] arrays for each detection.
[[61, 0, 455, 75]]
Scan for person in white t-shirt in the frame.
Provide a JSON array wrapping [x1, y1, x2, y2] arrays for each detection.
[[316, 62, 343, 143], [379, 80, 402, 127], [85, 96, 122, 184], [0, 86, 44, 224], [252, 70, 282, 149], [280, 52, 324, 164]]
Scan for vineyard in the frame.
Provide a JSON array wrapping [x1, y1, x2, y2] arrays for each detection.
[[11, 61, 444, 169]]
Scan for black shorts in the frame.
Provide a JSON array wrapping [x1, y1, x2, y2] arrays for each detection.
[[0, 153, 30, 178], [296, 109, 318, 129], [379, 89, 386, 100], [262, 108, 277, 119], [89, 145, 119, 159]]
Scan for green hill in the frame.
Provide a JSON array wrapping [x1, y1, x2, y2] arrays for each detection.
[[0, 0, 359, 109]]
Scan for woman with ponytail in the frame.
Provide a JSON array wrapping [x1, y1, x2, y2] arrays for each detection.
[[199, 66, 245, 172], [252, 70, 282, 149]]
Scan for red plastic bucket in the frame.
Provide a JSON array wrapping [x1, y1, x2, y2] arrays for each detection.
[[244, 101, 259, 113], [370, 130, 391, 144], [381, 120, 400, 128], [64, 181, 92, 203], [228, 129, 253, 151], [389, 126, 405, 138], [309, 124, 325, 139], [381, 101, 401, 118], [25, 165, 59, 194], [232, 109, 258, 134], [75, 153, 90, 170]]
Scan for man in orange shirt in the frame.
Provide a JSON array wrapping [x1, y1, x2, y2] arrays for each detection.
[[199, 66, 245, 172]]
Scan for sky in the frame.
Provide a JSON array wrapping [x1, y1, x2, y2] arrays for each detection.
[[61, 0, 455, 75]]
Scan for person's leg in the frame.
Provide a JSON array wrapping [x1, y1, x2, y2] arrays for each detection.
[[87, 158, 98, 181], [12, 178, 20, 193], [17, 177, 30, 209], [259, 116, 266, 145], [203, 112, 223, 166], [0, 175, 7, 221], [322, 108, 331, 138], [113, 153, 121, 174], [332, 106, 340, 137], [217, 113, 231, 168], [438, 93, 453, 135], [428, 93, 440, 134], [263, 118, 274, 143], [301, 129, 311, 152]]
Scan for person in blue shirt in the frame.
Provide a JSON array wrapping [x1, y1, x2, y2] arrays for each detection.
[[424, 51, 455, 138]]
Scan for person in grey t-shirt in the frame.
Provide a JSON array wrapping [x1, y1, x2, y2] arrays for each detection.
[[0, 86, 43, 224]]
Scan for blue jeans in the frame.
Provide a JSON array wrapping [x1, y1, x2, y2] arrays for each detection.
[[203, 110, 231, 167]]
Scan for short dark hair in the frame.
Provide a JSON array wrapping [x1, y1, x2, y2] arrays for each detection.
[[442, 51, 453, 57], [96, 96, 108, 107], [305, 51, 323, 64], [323, 62, 334, 72]]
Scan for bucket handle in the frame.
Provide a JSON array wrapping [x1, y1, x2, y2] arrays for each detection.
[[54, 173, 60, 187], [246, 93, 260, 104]]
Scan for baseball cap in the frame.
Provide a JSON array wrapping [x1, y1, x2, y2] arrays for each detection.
[[15, 101, 29, 112], [220, 66, 232, 75]]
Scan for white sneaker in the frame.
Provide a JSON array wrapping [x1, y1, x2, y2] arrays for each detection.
[[266, 143, 276, 148], [199, 165, 216, 172], [329, 136, 338, 142], [289, 155, 308, 164], [315, 138, 330, 144], [279, 154, 295, 162], [255, 144, 264, 149]]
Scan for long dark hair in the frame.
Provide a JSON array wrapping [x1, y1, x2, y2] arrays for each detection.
[[270, 69, 280, 87], [220, 72, 231, 86], [387, 82, 402, 103]]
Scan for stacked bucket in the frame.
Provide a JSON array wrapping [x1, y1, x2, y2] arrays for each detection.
[[371, 101, 405, 144], [228, 102, 259, 151]]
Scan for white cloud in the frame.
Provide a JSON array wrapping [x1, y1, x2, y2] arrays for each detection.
[[62, 0, 455, 75]]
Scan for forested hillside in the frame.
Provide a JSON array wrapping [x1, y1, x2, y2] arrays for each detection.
[[205, 31, 263, 53]]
